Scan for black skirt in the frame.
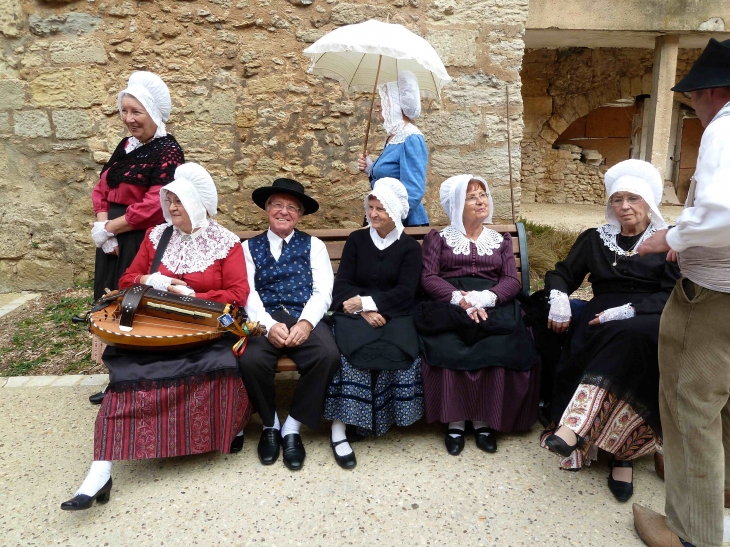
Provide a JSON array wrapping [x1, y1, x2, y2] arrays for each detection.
[[417, 277, 540, 372], [93, 203, 146, 300], [333, 313, 419, 370], [549, 291, 663, 434]]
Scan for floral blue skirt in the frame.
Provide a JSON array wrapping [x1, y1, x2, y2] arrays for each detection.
[[324, 354, 424, 437]]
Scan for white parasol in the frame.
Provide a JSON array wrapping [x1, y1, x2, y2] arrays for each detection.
[[303, 19, 451, 154]]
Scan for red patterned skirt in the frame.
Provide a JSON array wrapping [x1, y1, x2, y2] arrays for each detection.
[[94, 369, 251, 461]]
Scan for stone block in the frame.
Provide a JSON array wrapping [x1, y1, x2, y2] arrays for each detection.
[[240, 174, 276, 189], [29, 13, 102, 36], [208, 93, 236, 125], [548, 115, 569, 137], [93, 151, 112, 164], [79, 374, 109, 386], [14, 110, 52, 138], [0, 112, 9, 133], [3, 376, 30, 387], [0, 224, 30, 258], [330, 3, 388, 25], [0, 79, 25, 110], [50, 375, 85, 386], [214, 175, 239, 194], [15, 258, 75, 290], [52, 110, 93, 139], [31, 68, 106, 108], [419, 111, 481, 147], [246, 76, 285, 95], [24, 376, 58, 387], [50, 39, 107, 65], [295, 29, 325, 43], [107, 1, 138, 17], [430, 147, 509, 179], [236, 109, 257, 128], [0, 0, 23, 38], [425, 29, 478, 67]]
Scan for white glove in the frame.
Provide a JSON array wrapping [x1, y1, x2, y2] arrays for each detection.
[[101, 237, 118, 254], [91, 221, 114, 248], [174, 285, 196, 297], [598, 303, 635, 323], [146, 272, 173, 292], [450, 290, 463, 306], [464, 290, 497, 309], [548, 290, 571, 323], [364, 156, 373, 176]]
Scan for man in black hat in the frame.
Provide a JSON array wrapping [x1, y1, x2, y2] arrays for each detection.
[[239, 178, 340, 471], [635, 38, 730, 547]]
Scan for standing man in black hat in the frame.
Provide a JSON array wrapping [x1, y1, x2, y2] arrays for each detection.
[[635, 38, 730, 547], [239, 178, 340, 471]]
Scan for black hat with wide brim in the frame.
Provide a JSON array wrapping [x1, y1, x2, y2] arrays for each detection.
[[672, 38, 730, 92], [251, 178, 319, 215]]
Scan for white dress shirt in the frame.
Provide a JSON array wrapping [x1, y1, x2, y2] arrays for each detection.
[[243, 228, 334, 336]]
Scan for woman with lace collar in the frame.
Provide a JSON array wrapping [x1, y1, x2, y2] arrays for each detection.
[[541, 159, 680, 503], [324, 178, 424, 469], [418, 175, 540, 456], [62, 163, 252, 511], [357, 70, 429, 227], [88, 72, 185, 404]]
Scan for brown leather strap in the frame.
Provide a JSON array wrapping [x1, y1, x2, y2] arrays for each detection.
[[119, 284, 151, 330]]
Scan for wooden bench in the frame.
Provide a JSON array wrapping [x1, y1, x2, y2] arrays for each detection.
[[237, 223, 530, 372]]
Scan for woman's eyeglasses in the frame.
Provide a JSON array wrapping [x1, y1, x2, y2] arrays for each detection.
[[609, 195, 643, 206], [165, 198, 183, 207], [465, 193, 490, 204]]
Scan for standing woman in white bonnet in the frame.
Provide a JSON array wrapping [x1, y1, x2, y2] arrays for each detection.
[[62, 163, 253, 510], [324, 178, 424, 469], [541, 159, 680, 502], [357, 70, 430, 227], [88, 71, 184, 403]]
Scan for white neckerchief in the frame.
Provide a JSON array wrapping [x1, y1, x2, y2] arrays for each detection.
[[439, 225, 503, 256], [267, 228, 294, 261], [124, 136, 156, 153], [386, 123, 423, 147], [149, 221, 239, 274], [596, 222, 658, 255], [369, 226, 400, 251]]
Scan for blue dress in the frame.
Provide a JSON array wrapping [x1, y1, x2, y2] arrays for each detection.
[[370, 125, 429, 226]]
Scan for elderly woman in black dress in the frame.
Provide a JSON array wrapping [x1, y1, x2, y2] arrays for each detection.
[[541, 159, 681, 502], [324, 177, 423, 469]]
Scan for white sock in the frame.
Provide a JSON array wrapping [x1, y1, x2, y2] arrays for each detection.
[[281, 415, 301, 437], [331, 420, 353, 457], [263, 412, 280, 430], [76, 460, 112, 497], [235, 430, 244, 438], [473, 420, 491, 435], [448, 420, 466, 438]]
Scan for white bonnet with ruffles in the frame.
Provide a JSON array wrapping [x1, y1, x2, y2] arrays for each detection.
[[439, 174, 494, 234], [365, 177, 410, 235], [603, 159, 666, 229], [160, 163, 218, 231], [117, 71, 172, 139], [378, 70, 422, 135]]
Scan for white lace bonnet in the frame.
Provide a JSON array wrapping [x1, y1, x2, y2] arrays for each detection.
[[378, 70, 422, 135], [365, 177, 410, 234], [117, 71, 172, 139], [439, 174, 494, 234], [603, 159, 666, 229], [160, 163, 218, 231]]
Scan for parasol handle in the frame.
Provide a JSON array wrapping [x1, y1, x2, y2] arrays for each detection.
[[363, 54, 383, 158]]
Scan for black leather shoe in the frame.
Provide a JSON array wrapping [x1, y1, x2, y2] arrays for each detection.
[[60, 478, 112, 511], [474, 427, 498, 453], [229, 433, 244, 454], [257, 428, 281, 465], [282, 433, 306, 471], [545, 430, 583, 457], [608, 459, 634, 502], [444, 429, 465, 456], [88, 390, 106, 405], [345, 424, 366, 443], [331, 439, 357, 470]]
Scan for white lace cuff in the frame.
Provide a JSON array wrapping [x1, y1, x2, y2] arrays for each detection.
[[598, 303, 635, 323], [548, 290, 571, 323], [465, 290, 497, 309], [91, 221, 115, 248], [360, 296, 378, 312], [175, 285, 196, 297], [146, 272, 173, 292], [101, 237, 118, 254], [450, 290, 463, 306]]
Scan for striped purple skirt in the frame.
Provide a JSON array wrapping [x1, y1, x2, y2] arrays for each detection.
[[421, 358, 540, 432]]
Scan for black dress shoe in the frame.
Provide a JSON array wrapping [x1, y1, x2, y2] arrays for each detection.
[[608, 459, 634, 502], [331, 439, 357, 470], [545, 431, 584, 457], [345, 424, 366, 443], [444, 429, 465, 456], [229, 433, 244, 454], [257, 428, 281, 465], [60, 478, 113, 511], [474, 427, 497, 453], [88, 390, 106, 405], [282, 433, 306, 471]]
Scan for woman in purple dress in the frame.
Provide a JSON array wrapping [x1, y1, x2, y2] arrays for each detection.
[[418, 175, 540, 455]]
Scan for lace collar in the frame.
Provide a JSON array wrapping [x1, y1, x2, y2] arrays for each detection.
[[149, 221, 240, 274], [439, 225, 503, 256], [386, 123, 423, 147], [596, 223, 657, 255]]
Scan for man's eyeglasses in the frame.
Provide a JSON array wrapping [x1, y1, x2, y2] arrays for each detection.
[[681, 91, 692, 100], [269, 202, 301, 214]]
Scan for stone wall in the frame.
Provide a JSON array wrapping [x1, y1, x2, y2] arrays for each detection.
[[520, 46, 700, 204], [0, 0, 528, 291]]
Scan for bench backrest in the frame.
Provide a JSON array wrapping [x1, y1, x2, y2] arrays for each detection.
[[236, 222, 530, 295]]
